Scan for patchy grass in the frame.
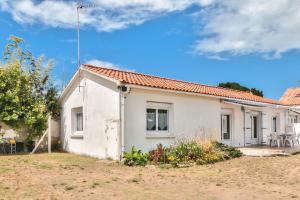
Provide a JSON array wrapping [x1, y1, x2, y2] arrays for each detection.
[[0, 153, 300, 199]]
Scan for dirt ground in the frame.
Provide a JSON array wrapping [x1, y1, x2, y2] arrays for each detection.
[[0, 153, 300, 200]]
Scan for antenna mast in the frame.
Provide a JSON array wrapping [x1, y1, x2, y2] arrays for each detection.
[[77, 3, 83, 68], [76, 2, 95, 69]]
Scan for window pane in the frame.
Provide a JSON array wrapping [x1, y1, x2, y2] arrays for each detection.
[[158, 109, 168, 131], [76, 112, 83, 131], [147, 109, 156, 131]]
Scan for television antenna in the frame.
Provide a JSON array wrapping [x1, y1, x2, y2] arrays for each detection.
[[76, 2, 96, 68], [76, 2, 96, 92]]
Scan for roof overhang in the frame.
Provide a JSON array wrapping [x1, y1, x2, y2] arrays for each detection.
[[289, 108, 300, 114], [221, 99, 287, 109]]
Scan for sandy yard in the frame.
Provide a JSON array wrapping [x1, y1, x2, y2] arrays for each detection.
[[0, 153, 299, 200]]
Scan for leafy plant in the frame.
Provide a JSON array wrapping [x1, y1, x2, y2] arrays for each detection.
[[123, 147, 149, 166], [0, 36, 60, 140], [168, 140, 203, 167], [214, 142, 243, 159], [195, 139, 225, 164], [149, 144, 168, 164]]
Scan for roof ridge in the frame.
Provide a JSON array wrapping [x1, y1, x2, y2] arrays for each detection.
[[83, 64, 271, 100]]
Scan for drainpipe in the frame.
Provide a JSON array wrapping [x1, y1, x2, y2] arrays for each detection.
[[117, 83, 130, 161], [242, 106, 246, 147]]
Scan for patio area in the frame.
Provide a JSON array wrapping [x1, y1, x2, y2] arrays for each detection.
[[238, 145, 300, 157]]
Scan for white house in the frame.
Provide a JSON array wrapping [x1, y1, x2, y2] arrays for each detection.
[[59, 64, 300, 160]]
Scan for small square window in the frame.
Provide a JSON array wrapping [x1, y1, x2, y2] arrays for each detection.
[[146, 106, 169, 132]]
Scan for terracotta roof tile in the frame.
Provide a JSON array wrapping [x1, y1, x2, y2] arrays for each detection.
[[280, 88, 300, 105], [83, 64, 282, 105]]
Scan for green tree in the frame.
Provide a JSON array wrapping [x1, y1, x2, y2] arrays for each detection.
[[0, 36, 60, 140], [218, 82, 264, 97]]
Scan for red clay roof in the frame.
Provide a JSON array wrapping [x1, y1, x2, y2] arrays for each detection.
[[280, 88, 300, 106], [83, 64, 282, 105]]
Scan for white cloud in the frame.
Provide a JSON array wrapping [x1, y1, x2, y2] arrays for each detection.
[[195, 0, 300, 58], [86, 59, 134, 71], [2, 0, 300, 58], [0, 0, 213, 32]]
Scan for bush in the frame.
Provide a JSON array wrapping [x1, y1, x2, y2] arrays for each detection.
[[148, 140, 242, 167], [149, 144, 168, 164], [124, 140, 242, 168], [214, 142, 243, 159], [123, 146, 149, 166], [169, 140, 203, 167], [196, 140, 225, 164]]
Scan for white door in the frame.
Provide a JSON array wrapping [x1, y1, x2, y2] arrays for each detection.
[[244, 111, 252, 146], [261, 113, 268, 144]]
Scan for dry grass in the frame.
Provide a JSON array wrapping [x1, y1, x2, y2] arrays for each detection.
[[0, 153, 300, 200]]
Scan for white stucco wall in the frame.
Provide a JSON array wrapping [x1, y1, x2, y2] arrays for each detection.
[[124, 88, 289, 152], [60, 71, 120, 159], [124, 88, 222, 152]]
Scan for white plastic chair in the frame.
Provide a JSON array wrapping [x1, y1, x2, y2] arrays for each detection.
[[284, 135, 296, 148], [292, 123, 300, 147], [269, 133, 280, 148]]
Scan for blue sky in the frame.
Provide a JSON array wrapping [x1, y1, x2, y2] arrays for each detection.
[[1, 0, 300, 100]]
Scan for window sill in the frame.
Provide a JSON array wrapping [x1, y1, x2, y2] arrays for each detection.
[[71, 134, 83, 139], [146, 133, 175, 139]]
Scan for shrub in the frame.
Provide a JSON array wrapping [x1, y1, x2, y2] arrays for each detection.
[[123, 146, 149, 166], [149, 144, 168, 164], [196, 139, 226, 164], [168, 140, 203, 167], [214, 142, 243, 159]]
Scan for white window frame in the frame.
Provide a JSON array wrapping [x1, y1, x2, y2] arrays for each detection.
[[288, 115, 297, 125], [221, 114, 232, 140], [71, 107, 84, 136], [221, 109, 233, 142], [146, 102, 173, 138]]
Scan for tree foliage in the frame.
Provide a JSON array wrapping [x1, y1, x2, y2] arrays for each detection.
[[218, 82, 264, 97], [0, 36, 60, 140]]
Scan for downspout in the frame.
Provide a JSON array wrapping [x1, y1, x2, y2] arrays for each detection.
[[117, 83, 130, 161], [242, 106, 246, 147], [118, 87, 123, 161]]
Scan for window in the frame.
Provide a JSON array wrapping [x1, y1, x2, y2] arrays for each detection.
[[72, 107, 83, 133], [221, 114, 231, 140], [272, 117, 277, 133], [289, 115, 297, 124], [146, 108, 169, 132]]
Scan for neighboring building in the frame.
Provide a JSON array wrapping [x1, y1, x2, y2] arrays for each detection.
[[280, 87, 300, 125], [280, 87, 300, 108], [59, 64, 300, 160]]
